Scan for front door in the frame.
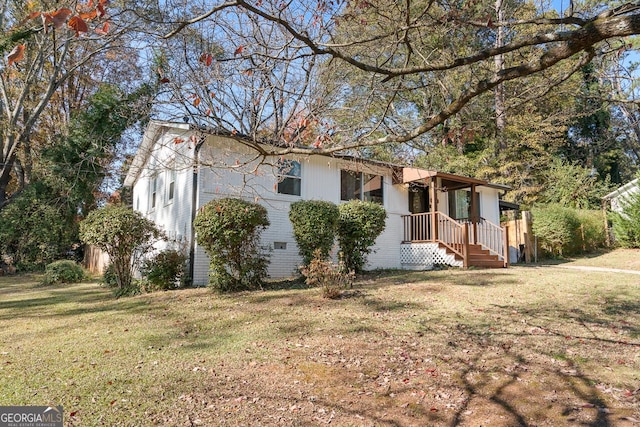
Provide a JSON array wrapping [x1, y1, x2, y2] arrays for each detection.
[[408, 184, 430, 241], [409, 184, 430, 214]]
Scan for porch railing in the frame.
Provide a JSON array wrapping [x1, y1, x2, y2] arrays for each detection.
[[475, 218, 505, 260], [402, 212, 469, 266], [402, 212, 507, 267]]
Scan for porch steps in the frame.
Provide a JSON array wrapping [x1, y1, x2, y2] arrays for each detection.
[[440, 243, 506, 268]]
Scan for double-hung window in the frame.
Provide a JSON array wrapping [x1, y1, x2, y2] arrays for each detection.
[[167, 163, 176, 203], [150, 174, 158, 210]]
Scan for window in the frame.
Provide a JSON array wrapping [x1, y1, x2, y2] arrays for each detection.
[[277, 160, 301, 196], [167, 166, 176, 203], [340, 170, 361, 201], [150, 174, 158, 210], [448, 189, 480, 220], [341, 170, 384, 204]]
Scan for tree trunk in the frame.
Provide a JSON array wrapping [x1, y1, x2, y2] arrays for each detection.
[[494, 0, 507, 153]]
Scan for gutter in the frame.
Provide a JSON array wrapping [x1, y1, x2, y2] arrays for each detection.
[[188, 135, 207, 286]]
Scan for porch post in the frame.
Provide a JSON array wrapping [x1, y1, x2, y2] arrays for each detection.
[[503, 224, 510, 268], [470, 184, 478, 244], [430, 178, 438, 241], [462, 222, 470, 269]]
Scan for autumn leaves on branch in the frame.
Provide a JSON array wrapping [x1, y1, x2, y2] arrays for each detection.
[[6, 0, 111, 66]]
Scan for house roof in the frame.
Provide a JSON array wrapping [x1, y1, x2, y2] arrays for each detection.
[[499, 200, 520, 211], [123, 121, 186, 188], [124, 121, 509, 191], [603, 178, 639, 200]]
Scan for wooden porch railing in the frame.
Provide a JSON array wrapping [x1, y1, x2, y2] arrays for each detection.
[[402, 212, 508, 267], [402, 212, 469, 267], [474, 218, 505, 260]]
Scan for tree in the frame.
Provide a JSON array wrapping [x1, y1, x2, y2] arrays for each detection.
[[159, 1, 640, 157], [1, 0, 146, 209], [41, 83, 156, 215], [149, 5, 322, 147], [540, 159, 612, 209], [79, 205, 162, 290], [0, 82, 154, 270], [0, 183, 77, 270]]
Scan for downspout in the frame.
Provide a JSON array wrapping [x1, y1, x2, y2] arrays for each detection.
[[189, 136, 207, 286]]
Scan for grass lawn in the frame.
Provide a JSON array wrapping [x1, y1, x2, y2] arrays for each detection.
[[559, 248, 640, 271], [0, 261, 639, 426]]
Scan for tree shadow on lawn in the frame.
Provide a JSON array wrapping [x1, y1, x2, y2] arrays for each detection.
[[161, 306, 634, 427], [0, 283, 149, 320], [447, 344, 622, 427]]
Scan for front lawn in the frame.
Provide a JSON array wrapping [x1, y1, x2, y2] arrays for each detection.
[[0, 265, 638, 426]]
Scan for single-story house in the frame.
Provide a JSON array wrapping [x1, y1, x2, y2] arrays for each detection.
[[124, 121, 509, 286], [603, 178, 639, 213]]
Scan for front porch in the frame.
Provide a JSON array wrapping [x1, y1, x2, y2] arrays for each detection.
[[395, 168, 509, 270], [400, 212, 508, 269]]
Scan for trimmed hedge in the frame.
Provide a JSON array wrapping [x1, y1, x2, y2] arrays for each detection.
[[289, 200, 339, 265], [337, 200, 386, 273], [194, 198, 270, 292]]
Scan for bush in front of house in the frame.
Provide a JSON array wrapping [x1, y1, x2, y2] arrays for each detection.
[[194, 197, 270, 292], [610, 190, 640, 248], [289, 200, 339, 265], [337, 200, 387, 273], [80, 205, 162, 292], [141, 249, 187, 290], [42, 260, 85, 285]]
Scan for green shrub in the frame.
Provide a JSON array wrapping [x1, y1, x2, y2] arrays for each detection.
[[101, 264, 142, 297], [289, 200, 339, 265], [141, 249, 187, 290], [532, 205, 608, 256], [532, 204, 580, 257], [102, 264, 118, 288], [575, 209, 607, 251], [194, 198, 270, 292], [42, 260, 85, 285], [113, 281, 142, 298], [610, 190, 640, 248], [80, 205, 162, 291], [337, 200, 387, 273], [0, 186, 78, 271], [300, 249, 354, 299]]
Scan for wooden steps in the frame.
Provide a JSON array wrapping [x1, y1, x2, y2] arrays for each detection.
[[439, 243, 506, 269]]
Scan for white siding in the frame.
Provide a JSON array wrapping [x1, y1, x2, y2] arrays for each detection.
[[607, 180, 639, 213], [131, 127, 195, 257], [131, 125, 504, 285], [478, 186, 501, 224], [191, 141, 409, 282]]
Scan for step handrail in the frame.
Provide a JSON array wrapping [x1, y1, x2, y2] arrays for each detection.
[[473, 217, 505, 260], [435, 212, 469, 267]]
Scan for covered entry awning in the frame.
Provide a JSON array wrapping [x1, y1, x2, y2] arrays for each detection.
[[396, 167, 488, 189]]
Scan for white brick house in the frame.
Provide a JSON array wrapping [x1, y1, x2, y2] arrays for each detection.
[[124, 121, 508, 286]]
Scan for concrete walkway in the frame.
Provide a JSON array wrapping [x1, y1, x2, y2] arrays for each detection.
[[554, 265, 640, 275]]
